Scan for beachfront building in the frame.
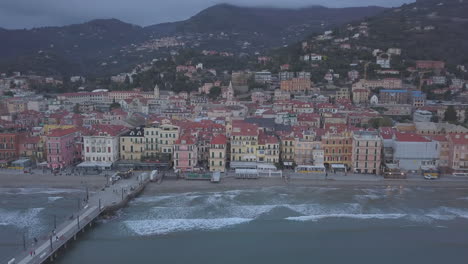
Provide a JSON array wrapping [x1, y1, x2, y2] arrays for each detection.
[[83, 125, 128, 164], [0, 133, 20, 165], [173, 134, 198, 172], [257, 133, 280, 165], [294, 131, 320, 165], [322, 131, 353, 169], [351, 131, 383, 174], [392, 132, 439, 171], [45, 128, 81, 169], [143, 122, 180, 160], [120, 127, 145, 161], [209, 134, 227, 172], [279, 133, 295, 167], [230, 121, 259, 163], [448, 134, 468, 173], [156, 123, 180, 155], [18, 135, 43, 162]]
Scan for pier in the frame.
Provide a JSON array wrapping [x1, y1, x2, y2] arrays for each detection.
[[7, 173, 152, 264]]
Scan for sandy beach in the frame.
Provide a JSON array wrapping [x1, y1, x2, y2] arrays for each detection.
[[0, 172, 107, 191], [1, 172, 468, 194], [144, 176, 468, 194]]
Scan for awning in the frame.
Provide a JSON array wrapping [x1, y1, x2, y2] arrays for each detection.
[[331, 164, 346, 169], [77, 161, 113, 168]]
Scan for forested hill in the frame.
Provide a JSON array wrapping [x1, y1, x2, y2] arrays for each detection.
[[362, 0, 468, 65], [0, 4, 386, 76]]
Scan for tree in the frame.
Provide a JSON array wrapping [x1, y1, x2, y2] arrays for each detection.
[[369, 117, 393, 129], [208, 86, 221, 99], [73, 104, 81, 114], [444, 105, 458, 123], [3, 91, 14, 97], [110, 101, 121, 110]]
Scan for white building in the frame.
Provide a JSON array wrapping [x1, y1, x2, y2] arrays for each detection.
[[413, 110, 433, 123], [83, 125, 128, 164], [393, 132, 440, 171], [254, 71, 272, 84], [376, 53, 391, 69]]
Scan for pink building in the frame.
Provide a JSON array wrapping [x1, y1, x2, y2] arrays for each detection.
[[173, 134, 198, 172], [448, 134, 468, 173], [352, 131, 383, 174], [46, 128, 81, 169]]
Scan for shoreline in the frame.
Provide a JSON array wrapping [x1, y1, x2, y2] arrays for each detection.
[[143, 177, 468, 195], [1, 173, 468, 194]]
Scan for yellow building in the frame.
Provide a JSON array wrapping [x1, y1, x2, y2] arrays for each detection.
[[6, 98, 27, 114], [43, 125, 75, 135], [279, 134, 295, 167], [209, 135, 227, 172], [120, 127, 145, 161], [143, 123, 180, 159], [230, 121, 258, 162], [352, 89, 370, 104], [335, 87, 350, 100], [322, 131, 353, 168], [258, 133, 280, 164]]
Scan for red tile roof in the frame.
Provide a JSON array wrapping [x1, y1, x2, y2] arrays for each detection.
[[395, 132, 431, 142], [210, 134, 227, 145], [175, 134, 195, 145], [259, 133, 279, 145], [379, 127, 395, 140], [48, 128, 79, 137], [448, 134, 468, 145]]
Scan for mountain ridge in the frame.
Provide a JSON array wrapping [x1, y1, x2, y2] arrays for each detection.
[[0, 4, 387, 76]]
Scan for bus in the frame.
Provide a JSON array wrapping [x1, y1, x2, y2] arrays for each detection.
[[422, 169, 439, 180], [295, 165, 326, 174]]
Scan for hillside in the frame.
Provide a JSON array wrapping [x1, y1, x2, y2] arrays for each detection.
[[362, 0, 468, 65], [0, 4, 386, 76], [282, 0, 468, 67]]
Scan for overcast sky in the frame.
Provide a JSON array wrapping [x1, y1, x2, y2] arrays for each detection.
[[0, 0, 414, 29]]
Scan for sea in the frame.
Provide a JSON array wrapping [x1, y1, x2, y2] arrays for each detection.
[[2, 185, 468, 264]]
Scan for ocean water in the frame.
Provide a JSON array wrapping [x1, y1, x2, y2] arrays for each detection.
[[0, 188, 85, 262], [3, 186, 468, 263]]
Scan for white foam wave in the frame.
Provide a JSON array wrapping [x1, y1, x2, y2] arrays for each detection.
[[124, 218, 252, 235], [354, 194, 383, 201], [133, 195, 178, 203], [426, 214, 456, 221], [48, 196, 63, 202], [0, 208, 45, 233], [286, 213, 406, 222]]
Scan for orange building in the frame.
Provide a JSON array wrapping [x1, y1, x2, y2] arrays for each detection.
[[280, 78, 311, 93]]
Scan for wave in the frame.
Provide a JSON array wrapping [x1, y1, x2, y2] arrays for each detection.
[[48, 196, 63, 202], [354, 194, 384, 201], [124, 218, 252, 236], [286, 213, 406, 222], [0, 208, 44, 233], [1, 188, 82, 195]]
